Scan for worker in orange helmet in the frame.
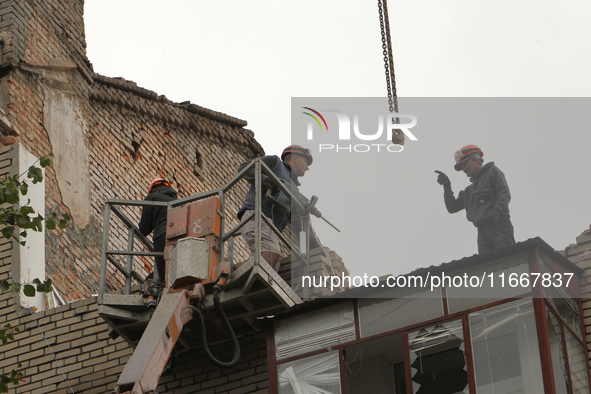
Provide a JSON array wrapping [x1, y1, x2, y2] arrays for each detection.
[[139, 178, 178, 282], [237, 145, 313, 271], [435, 145, 515, 254]]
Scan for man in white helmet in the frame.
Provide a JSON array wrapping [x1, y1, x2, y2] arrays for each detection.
[[435, 145, 515, 254], [237, 145, 313, 271]]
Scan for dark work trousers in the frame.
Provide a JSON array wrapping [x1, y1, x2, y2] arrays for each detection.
[[153, 234, 166, 282], [477, 216, 515, 254]]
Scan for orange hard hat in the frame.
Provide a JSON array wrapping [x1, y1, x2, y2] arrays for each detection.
[[454, 145, 483, 171], [281, 145, 313, 165], [148, 178, 171, 193]]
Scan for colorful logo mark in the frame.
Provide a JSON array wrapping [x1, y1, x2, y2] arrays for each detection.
[[302, 107, 329, 131]]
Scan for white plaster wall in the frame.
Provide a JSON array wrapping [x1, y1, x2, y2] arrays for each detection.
[[43, 89, 90, 227], [17, 144, 46, 310]]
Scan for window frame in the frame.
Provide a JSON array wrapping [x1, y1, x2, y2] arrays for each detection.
[[268, 247, 591, 394]]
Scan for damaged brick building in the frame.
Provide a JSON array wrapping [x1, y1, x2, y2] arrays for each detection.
[[0, 0, 264, 301], [0, 0, 274, 392], [0, 0, 590, 393]]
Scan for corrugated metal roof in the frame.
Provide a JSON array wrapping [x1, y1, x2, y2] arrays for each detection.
[[271, 237, 582, 319]]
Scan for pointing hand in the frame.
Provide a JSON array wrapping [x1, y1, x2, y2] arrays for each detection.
[[434, 170, 451, 186]]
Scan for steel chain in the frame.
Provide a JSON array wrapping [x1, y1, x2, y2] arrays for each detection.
[[378, 0, 393, 112], [378, 0, 404, 145]]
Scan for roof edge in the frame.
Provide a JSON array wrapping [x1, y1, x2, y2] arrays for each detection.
[[273, 237, 584, 317], [92, 73, 249, 128]]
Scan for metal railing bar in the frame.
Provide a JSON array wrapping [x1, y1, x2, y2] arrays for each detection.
[[227, 237, 235, 270], [218, 189, 226, 266], [106, 256, 145, 291], [110, 206, 155, 251], [170, 188, 221, 207], [105, 199, 169, 207], [259, 161, 307, 212], [99, 203, 112, 304], [222, 159, 255, 192], [106, 250, 164, 257], [107, 255, 130, 278], [260, 214, 307, 262], [129, 270, 145, 285], [260, 214, 290, 249], [254, 160, 261, 266], [222, 213, 252, 242], [125, 227, 135, 294]]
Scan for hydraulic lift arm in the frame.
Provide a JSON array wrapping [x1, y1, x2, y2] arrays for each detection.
[[115, 289, 194, 394], [115, 282, 208, 394], [114, 197, 237, 394]]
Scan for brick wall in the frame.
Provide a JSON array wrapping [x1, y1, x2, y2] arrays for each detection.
[[0, 0, 91, 77], [0, 1, 276, 391], [0, 0, 264, 302], [156, 332, 269, 394], [562, 226, 591, 363], [0, 284, 270, 393]]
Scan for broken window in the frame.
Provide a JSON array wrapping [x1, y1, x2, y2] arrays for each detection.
[[408, 319, 468, 394], [469, 299, 544, 394], [277, 351, 341, 394], [541, 258, 582, 339], [564, 325, 590, 393], [343, 332, 406, 393], [547, 309, 569, 394], [547, 304, 590, 393]]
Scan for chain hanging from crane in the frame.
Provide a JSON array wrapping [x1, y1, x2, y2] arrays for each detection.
[[378, 0, 405, 145]]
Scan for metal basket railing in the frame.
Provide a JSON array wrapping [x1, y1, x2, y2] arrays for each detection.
[[98, 158, 311, 303]]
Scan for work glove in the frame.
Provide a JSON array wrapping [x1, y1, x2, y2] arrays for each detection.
[[261, 175, 276, 192], [434, 170, 451, 186], [477, 211, 500, 227]]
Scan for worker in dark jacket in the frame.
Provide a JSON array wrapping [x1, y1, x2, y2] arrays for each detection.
[[237, 145, 313, 271], [139, 178, 178, 282], [435, 145, 515, 254]]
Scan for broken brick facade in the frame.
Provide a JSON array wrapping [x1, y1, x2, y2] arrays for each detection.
[[0, 0, 274, 392], [0, 0, 263, 301]]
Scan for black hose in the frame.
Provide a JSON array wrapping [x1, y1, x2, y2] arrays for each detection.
[[190, 288, 241, 369]]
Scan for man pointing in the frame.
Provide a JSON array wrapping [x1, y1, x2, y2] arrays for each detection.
[[435, 145, 515, 254]]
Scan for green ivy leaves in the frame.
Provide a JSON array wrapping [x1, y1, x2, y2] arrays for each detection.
[[0, 325, 24, 392], [0, 279, 53, 296], [0, 154, 70, 244], [0, 153, 67, 393]]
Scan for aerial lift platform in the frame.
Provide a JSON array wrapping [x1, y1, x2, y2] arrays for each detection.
[[97, 159, 316, 393]]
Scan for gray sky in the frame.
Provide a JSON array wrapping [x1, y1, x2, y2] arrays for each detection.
[[84, 1, 591, 278]]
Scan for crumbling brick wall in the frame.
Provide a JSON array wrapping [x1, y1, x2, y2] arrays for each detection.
[[0, 0, 264, 302], [562, 226, 591, 365], [0, 1, 330, 393], [0, 0, 89, 72]]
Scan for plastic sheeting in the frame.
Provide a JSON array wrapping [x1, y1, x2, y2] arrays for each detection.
[[469, 298, 544, 394], [278, 351, 341, 394]]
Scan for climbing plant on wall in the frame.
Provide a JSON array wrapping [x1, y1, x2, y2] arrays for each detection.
[[0, 154, 69, 393]]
